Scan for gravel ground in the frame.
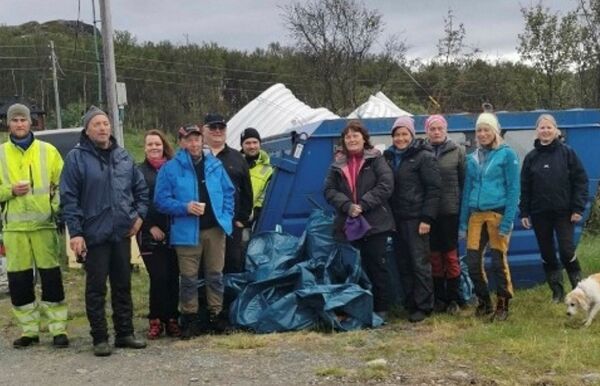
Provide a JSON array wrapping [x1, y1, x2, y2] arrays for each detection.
[[0, 320, 489, 386]]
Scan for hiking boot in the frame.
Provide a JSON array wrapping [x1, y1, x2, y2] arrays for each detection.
[[408, 310, 427, 323], [147, 318, 163, 340], [446, 301, 460, 315], [93, 341, 112, 357], [53, 334, 69, 348], [165, 318, 182, 338], [114, 335, 147, 349], [475, 296, 493, 317], [492, 296, 509, 322], [13, 336, 39, 349], [209, 312, 232, 334]]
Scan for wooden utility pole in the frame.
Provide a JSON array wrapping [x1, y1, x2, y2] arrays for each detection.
[[99, 0, 123, 145], [50, 41, 62, 129], [91, 0, 103, 105]]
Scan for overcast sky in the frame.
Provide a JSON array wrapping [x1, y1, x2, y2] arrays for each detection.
[[1, 0, 578, 60]]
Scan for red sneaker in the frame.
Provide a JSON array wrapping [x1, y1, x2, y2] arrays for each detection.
[[147, 318, 163, 340], [165, 318, 182, 338]]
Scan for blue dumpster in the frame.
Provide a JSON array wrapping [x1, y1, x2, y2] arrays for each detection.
[[256, 109, 600, 293]]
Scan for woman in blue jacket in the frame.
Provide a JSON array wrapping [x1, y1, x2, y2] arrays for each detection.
[[459, 112, 520, 321], [520, 114, 588, 303]]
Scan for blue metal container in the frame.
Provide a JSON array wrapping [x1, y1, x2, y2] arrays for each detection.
[[257, 109, 600, 289]]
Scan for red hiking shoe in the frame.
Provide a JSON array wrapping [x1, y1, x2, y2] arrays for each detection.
[[147, 318, 163, 340]]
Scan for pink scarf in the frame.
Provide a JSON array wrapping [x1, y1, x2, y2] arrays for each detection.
[[344, 152, 364, 203], [147, 157, 167, 170]]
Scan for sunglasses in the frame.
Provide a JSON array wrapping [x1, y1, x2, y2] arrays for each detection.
[[207, 123, 226, 131]]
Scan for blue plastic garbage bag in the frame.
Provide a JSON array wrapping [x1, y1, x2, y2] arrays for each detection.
[[229, 209, 381, 332], [296, 284, 383, 331], [230, 265, 318, 332], [245, 231, 301, 272]]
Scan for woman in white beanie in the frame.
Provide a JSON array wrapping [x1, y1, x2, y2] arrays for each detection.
[[459, 112, 520, 321]]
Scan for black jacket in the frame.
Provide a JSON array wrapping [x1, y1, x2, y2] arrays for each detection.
[[384, 139, 442, 223], [214, 144, 253, 224], [324, 148, 394, 240], [60, 131, 149, 247], [429, 139, 465, 216], [520, 138, 588, 217], [137, 160, 170, 250]]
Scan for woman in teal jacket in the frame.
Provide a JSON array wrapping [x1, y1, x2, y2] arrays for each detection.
[[459, 112, 520, 321]]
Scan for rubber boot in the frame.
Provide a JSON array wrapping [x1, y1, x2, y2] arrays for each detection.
[[432, 277, 447, 313], [475, 295, 493, 317], [446, 277, 461, 314], [567, 270, 582, 290], [545, 270, 565, 303]]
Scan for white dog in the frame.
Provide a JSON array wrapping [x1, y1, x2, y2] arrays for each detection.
[[565, 273, 600, 327]]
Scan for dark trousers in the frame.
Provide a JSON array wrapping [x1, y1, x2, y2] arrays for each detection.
[[394, 219, 434, 313], [429, 214, 459, 253], [351, 232, 392, 313], [224, 226, 244, 274], [429, 214, 461, 279], [141, 245, 179, 321], [84, 239, 134, 344], [531, 211, 581, 274]]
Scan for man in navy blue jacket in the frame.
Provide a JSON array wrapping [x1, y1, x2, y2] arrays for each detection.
[[154, 124, 234, 339], [60, 106, 149, 356]]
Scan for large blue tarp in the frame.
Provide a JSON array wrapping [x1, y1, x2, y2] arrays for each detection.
[[227, 210, 383, 333]]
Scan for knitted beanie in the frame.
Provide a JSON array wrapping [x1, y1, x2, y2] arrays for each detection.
[[83, 105, 109, 130], [7, 104, 31, 123], [424, 114, 447, 132], [391, 116, 415, 137], [476, 112, 500, 134], [240, 127, 261, 145]]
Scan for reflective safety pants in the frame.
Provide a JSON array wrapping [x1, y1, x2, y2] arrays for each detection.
[[5, 229, 67, 337]]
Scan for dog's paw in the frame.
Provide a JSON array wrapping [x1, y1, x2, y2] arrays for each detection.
[[584, 320, 592, 327]]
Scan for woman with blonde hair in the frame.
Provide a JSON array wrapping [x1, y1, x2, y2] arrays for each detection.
[[459, 112, 520, 321], [520, 114, 588, 303]]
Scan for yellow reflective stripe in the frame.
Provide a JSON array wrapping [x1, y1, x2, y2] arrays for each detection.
[[6, 212, 52, 222], [32, 187, 51, 195], [0, 147, 10, 183], [260, 165, 271, 176], [37, 142, 50, 191]]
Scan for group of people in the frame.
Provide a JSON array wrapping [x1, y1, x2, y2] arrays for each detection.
[[324, 112, 589, 323], [0, 102, 589, 356], [0, 103, 273, 356]]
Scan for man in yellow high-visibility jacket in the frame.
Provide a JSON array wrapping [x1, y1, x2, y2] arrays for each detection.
[[0, 104, 68, 349], [240, 128, 273, 228]]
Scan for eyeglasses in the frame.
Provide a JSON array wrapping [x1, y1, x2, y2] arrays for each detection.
[[207, 123, 226, 131]]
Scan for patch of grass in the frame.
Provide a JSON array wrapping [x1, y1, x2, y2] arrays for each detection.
[[354, 364, 391, 382], [215, 333, 270, 350], [315, 366, 348, 378]]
